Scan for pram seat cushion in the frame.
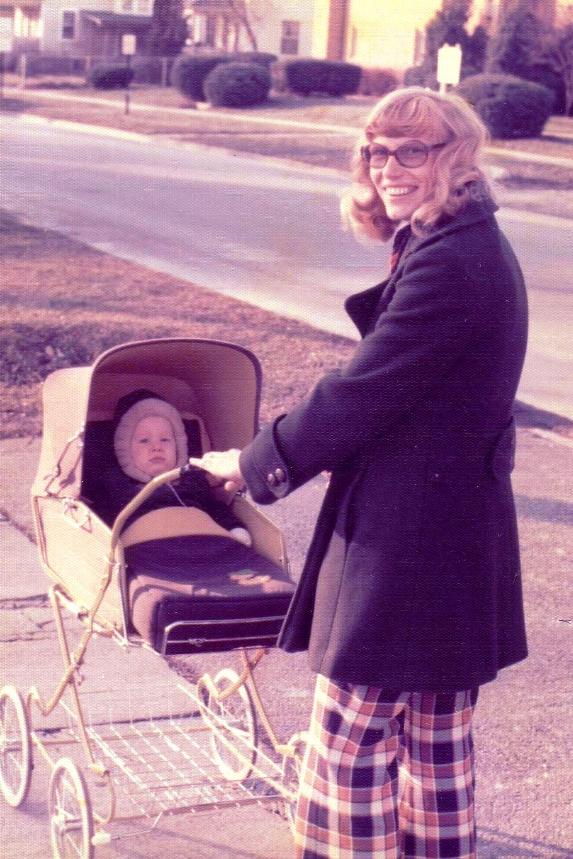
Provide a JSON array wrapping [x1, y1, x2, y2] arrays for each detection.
[[126, 534, 294, 655]]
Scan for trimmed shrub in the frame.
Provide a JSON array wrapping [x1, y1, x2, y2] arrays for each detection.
[[130, 56, 175, 85], [1, 52, 18, 73], [455, 73, 554, 138], [403, 65, 431, 88], [358, 67, 398, 97], [285, 59, 362, 97], [20, 53, 86, 76], [88, 65, 135, 89], [203, 61, 271, 108], [523, 63, 566, 115], [403, 61, 481, 92], [228, 51, 277, 69], [171, 54, 228, 100]]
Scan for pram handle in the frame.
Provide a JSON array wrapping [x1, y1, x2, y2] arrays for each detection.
[[109, 466, 196, 556]]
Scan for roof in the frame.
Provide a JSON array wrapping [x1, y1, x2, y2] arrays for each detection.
[[81, 10, 152, 30]]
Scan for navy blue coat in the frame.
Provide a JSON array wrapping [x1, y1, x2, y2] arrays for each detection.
[[240, 198, 528, 691]]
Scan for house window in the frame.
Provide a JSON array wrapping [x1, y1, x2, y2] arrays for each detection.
[[280, 20, 299, 55], [61, 10, 75, 40]]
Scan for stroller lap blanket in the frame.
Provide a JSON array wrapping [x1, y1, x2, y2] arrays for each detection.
[[126, 535, 295, 655]]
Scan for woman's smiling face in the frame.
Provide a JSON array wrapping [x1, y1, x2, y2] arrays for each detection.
[[368, 135, 443, 224]]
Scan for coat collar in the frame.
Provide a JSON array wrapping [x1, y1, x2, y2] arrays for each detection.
[[345, 196, 498, 336]]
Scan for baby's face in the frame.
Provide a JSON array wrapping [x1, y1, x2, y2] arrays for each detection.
[[130, 415, 177, 478]]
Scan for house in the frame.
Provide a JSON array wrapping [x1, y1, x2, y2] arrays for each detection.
[[187, 0, 562, 70], [0, 0, 564, 66], [1, 0, 152, 59]]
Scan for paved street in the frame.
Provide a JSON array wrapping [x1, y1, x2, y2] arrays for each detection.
[[1, 95, 572, 858], [2, 113, 573, 419]]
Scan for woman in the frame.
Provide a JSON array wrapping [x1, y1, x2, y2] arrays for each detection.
[[191, 88, 528, 858]]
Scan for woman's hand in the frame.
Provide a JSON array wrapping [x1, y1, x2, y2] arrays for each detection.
[[188, 449, 245, 495]]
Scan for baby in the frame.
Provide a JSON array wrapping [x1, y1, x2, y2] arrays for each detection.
[[94, 392, 251, 546]]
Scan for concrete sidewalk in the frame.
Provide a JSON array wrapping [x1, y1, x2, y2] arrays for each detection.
[[1, 422, 572, 857], [0, 436, 322, 858], [0, 506, 298, 858]]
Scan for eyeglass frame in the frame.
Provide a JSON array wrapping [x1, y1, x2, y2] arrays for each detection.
[[360, 140, 447, 169]]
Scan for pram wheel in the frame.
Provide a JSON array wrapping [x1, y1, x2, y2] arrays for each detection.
[[49, 758, 94, 859], [197, 668, 257, 781], [280, 731, 308, 831], [0, 685, 32, 808]]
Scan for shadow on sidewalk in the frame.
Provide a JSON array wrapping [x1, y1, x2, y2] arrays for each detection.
[[478, 826, 573, 857]]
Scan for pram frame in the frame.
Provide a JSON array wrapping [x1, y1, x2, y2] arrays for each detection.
[[1, 338, 306, 857]]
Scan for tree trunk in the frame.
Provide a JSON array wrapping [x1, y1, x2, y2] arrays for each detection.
[[228, 0, 258, 51]]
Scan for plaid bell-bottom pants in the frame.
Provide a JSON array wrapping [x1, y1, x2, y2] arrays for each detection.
[[294, 675, 479, 859]]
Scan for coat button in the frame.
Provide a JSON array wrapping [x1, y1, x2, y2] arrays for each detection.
[[274, 467, 286, 483], [267, 473, 277, 487]]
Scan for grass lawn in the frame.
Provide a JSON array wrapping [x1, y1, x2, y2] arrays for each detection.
[[3, 77, 573, 176], [2, 82, 572, 439], [0, 210, 355, 439]]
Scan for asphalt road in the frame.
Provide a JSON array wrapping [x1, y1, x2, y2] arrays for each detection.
[[2, 113, 572, 420]]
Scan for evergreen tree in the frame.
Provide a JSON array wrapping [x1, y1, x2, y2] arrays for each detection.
[[405, 0, 487, 87], [425, 0, 473, 70], [486, 0, 542, 76], [465, 24, 489, 73], [147, 0, 188, 57], [543, 23, 573, 115]]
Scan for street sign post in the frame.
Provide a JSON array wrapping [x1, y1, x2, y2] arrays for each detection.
[[437, 43, 462, 93], [0, 28, 12, 102], [121, 33, 137, 115]]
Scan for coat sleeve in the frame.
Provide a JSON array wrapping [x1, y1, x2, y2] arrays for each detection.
[[240, 243, 487, 504]]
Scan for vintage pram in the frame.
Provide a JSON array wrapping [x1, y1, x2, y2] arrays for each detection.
[[0, 338, 308, 858]]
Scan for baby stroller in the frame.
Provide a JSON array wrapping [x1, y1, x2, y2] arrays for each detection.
[[0, 338, 307, 858]]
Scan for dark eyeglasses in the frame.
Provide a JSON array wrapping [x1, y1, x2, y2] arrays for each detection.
[[361, 141, 446, 169]]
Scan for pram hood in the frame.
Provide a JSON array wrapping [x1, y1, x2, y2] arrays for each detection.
[[32, 338, 262, 501]]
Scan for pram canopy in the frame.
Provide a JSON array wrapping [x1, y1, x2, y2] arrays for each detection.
[[33, 338, 262, 500], [31, 338, 293, 654]]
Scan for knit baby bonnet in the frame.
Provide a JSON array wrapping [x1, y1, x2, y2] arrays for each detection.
[[113, 396, 188, 483]]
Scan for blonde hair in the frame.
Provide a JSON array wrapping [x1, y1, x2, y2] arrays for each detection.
[[341, 87, 493, 243]]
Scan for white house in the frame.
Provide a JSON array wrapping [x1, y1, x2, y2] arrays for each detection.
[[0, 0, 567, 66], [186, 0, 563, 69], [1, 0, 153, 58]]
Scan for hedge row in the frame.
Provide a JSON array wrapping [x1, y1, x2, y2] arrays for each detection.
[[171, 54, 367, 101], [87, 65, 135, 89], [455, 73, 554, 138], [284, 59, 362, 96]]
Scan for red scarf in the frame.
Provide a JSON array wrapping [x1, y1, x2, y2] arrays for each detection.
[[389, 225, 411, 274]]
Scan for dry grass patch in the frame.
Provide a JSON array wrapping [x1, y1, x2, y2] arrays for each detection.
[[1, 210, 355, 439]]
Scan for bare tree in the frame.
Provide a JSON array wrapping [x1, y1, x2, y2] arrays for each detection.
[[226, 0, 258, 51], [187, 1, 279, 53]]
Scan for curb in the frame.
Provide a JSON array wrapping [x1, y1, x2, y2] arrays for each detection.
[[10, 113, 573, 228], [5, 86, 573, 168]]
